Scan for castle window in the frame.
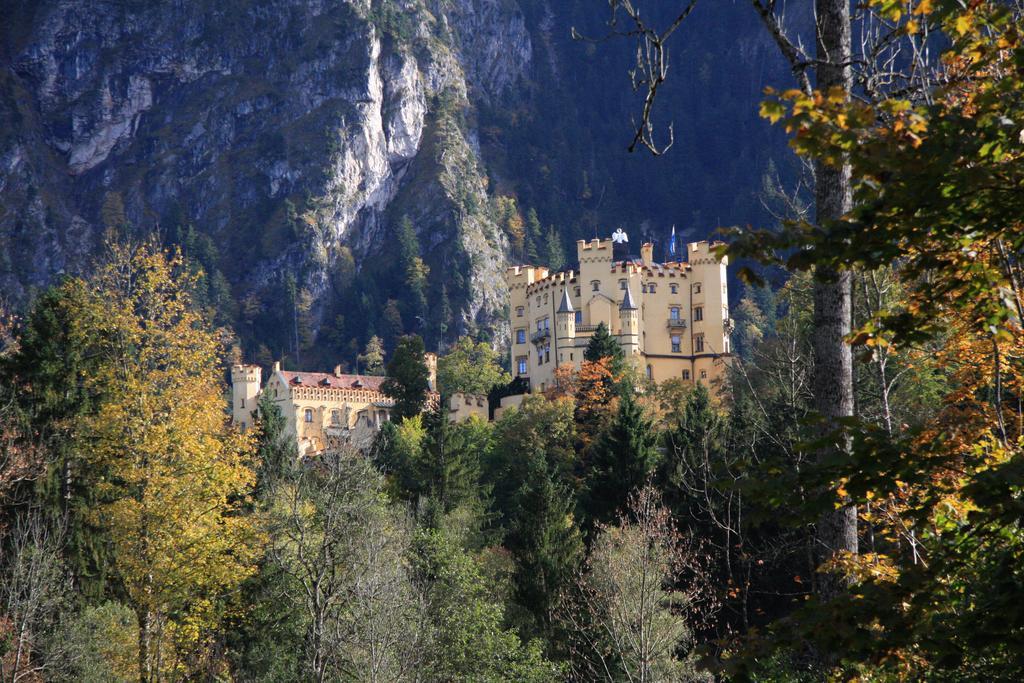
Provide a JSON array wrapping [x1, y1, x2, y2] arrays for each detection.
[[516, 306, 524, 317], [574, 286, 581, 297], [682, 369, 691, 380], [304, 408, 313, 423], [648, 283, 656, 293], [240, 398, 245, 408], [670, 283, 678, 294], [516, 329, 526, 344], [695, 335, 705, 353], [619, 279, 627, 290], [331, 409, 341, 425], [544, 293, 549, 304], [646, 365, 653, 379], [575, 310, 582, 325], [694, 306, 703, 321], [671, 335, 681, 353], [670, 307, 680, 320], [694, 282, 702, 294], [591, 280, 600, 292], [517, 357, 528, 375], [536, 296, 541, 306], [544, 345, 551, 364], [700, 369, 708, 379], [544, 317, 549, 330]]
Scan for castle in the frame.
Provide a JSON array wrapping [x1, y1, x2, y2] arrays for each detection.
[[231, 355, 439, 455], [506, 236, 731, 391]]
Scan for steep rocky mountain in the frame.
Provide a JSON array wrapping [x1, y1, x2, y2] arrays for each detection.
[[0, 0, 797, 367]]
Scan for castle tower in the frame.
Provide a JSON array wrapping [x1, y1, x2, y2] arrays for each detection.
[[618, 285, 640, 358], [231, 364, 262, 432], [555, 287, 576, 364]]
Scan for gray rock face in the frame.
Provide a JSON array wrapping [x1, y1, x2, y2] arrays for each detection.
[[0, 0, 530, 337]]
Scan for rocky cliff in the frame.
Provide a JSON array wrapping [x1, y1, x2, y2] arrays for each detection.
[[0, 0, 793, 365]]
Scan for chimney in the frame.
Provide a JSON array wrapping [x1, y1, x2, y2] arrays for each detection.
[[334, 364, 342, 377], [273, 361, 281, 373], [640, 242, 654, 266]]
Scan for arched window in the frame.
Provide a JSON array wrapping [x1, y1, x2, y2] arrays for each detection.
[[670, 306, 680, 320], [304, 408, 313, 423], [591, 280, 600, 292], [646, 364, 653, 379], [544, 293, 549, 304]]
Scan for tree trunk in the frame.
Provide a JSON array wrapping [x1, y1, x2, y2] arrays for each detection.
[[137, 607, 151, 683], [813, 0, 858, 600]]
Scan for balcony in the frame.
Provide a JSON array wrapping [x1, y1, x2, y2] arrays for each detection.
[[666, 318, 688, 330], [531, 328, 551, 343]]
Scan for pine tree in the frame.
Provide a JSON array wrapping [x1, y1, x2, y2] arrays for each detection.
[[584, 322, 623, 366], [658, 383, 726, 517], [544, 224, 566, 271], [357, 335, 386, 376], [525, 208, 543, 264], [382, 335, 431, 421], [252, 394, 297, 499], [397, 216, 428, 329], [507, 448, 583, 639], [583, 387, 659, 527], [416, 408, 487, 516]]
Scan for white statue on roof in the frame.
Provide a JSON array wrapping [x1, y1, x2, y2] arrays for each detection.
[[611, 228, 629, 244]]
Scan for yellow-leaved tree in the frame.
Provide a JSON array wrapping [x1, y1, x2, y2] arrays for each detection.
[[78, 240, 260, 682]]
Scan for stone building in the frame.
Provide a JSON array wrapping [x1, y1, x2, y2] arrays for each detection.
[[231, 354, 439, 454], [231, 353, 491, 454], [506, 236, 731, 392]]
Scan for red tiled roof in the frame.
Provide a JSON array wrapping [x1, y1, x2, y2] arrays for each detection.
[[279, 371, 387, 392]]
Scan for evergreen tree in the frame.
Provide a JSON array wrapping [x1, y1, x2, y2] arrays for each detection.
[[4, 282, 112, 599], [658, 383, 726, 518], [544, 223, 566, 271], [398, 216, 428, 328], [382, 335, 431, 421], [584, 322, 624, 368], [252, 394, 297, 499], [416, 408, 490, 518], [583, 386, 659, 527], [525, 208, 543, 264], [357, 335, 386, 376], [507, 448, 583, 640]]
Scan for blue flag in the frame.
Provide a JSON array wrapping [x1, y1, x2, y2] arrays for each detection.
[[669, 225, 678, 259]]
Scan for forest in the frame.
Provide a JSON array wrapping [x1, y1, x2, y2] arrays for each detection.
[[2, 0, 1024, 681]]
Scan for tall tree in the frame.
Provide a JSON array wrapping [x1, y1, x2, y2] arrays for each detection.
[[77, 241, 260, 682], [357, 335, 386, 376], [397, 216, 429, 330], [808, 0, 857, 602], [583, 386, 659, 527], [382, 335, 431, 421], [560, 487, 709, 682]]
